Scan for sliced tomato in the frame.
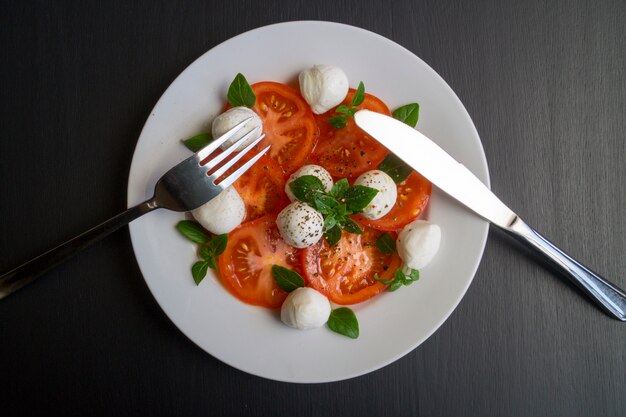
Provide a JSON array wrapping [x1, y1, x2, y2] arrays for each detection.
[[231, 154, 289, 221], [310, 89, 391, 178], [353, 171, 432, 231], [249, 82, 318, 175], [301, 224, 402, 305], [218, 214, 302, 309]]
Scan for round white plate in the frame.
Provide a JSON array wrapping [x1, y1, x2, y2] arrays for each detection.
[[127, 21, 489, 383]]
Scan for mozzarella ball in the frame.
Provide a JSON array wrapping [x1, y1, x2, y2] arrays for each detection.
[[281, 287, 331, 330], [276, 202, 324, 248], [299, 65, 349, 114], [191, 186, 246, 235], [353, 170, 397, 220], [396, 220, 442, 270], [211, 106, 262, 151], [285, 164, 334, 202]]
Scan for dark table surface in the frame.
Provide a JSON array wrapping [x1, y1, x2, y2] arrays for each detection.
[[1, 1, 625, 416]]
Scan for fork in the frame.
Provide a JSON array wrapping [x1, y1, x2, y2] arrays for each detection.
[[0, 118, 268, 300]]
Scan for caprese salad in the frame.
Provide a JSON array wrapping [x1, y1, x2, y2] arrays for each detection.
[[175, 65, 441, 339]]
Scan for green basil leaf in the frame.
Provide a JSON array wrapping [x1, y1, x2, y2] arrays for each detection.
[[289, 175, 325, 204], [350, 81, 365, 107], [226, 73, 256, 108], [374, 273, 394, 286], [344, 185, 378, 213], [335, 104, 351, 115], [327, 307, 359, 339], [405, 268, 420, 282], [209, 234, 228, 256], [392, 103, 420, 127], [205, 255, 217, 270], [198, 245, 212, 260], [192, 261, 209, 285], [327, 115, 347, 129], [335, 203, 348, 217], [314, 194, 339, 214], [375, 233, 397, 254], [324, 225, 342, 247], [181, 132, 213, 152], [389, 281, 403, 292], [176, 220, 210, 244], [377, 153, 413, 184], [271, 265, 305, 292], [323, 214, 338, 232], [341, 217, 363, 235], [330, 178, 349, 198]]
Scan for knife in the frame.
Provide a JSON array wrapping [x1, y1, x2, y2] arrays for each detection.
[[355, 109, 626, 321]]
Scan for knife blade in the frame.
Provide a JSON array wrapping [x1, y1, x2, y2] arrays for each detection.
[[355, 109, 626, 321]]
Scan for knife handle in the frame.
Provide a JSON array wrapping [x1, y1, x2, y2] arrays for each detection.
[[502, 217, 626, 321]]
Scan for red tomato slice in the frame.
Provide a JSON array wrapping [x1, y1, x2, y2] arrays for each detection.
[[310, 89, 391, 178], [353, 171, 432, 231], [218, 214, 302, 309], [301, 224, 402, 305], [231, 154, 289, 222], [250, 82, 318, 175]]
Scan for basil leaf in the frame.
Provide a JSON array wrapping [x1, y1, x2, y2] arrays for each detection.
[[374, 273, 393, 286], [344, 185, 378, 213], [289, 175, 325, 204], [335, 104, 351, 115], [323, 214, 338, 232], [176, 220, 210, 244], [389, 281, 403, 292], [271, 265, 305, 292], [192, 261, 209, 285], [205, 255, 217, 270], [341, 217, 363, 235], [314, 194, 339, 214], [209, 234, 228, 256], [392, 103, 420, 127], [378, 153, 413, 184], [335, 203, 348, 217], [198, 245, 212, 260], [324, 225, 342, 247], [327, 115, 347, 129], [327, 307, 359, 339], [375, 233, 396, 254], [405, 268, 420, 282], [227, 73, 256, 108], [330, 178, 349, 198], [350, 81, 365, 107], [181, 132, 213, 152]]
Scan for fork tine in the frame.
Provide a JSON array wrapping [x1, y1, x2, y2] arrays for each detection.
[[196, 116, 253, 161], [209, 133, 266, 180], [216, 146, 271, 190], [202, 125, 262, 171]]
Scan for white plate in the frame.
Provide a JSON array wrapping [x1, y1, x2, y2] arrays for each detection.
[[127, 21, 489, 383]]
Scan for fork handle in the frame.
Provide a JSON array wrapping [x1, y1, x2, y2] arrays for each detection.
[[0, 198, 159, 300], [503, 217, 626, 321]]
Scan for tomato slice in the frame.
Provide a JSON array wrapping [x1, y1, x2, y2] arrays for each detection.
[[301, 224, 402, 305], [218, 214, 302, 309], [231, 154, 289, 221], [250, 82, 318, 175], [353, 171, 432, 231], [310, 89, 391, 178]]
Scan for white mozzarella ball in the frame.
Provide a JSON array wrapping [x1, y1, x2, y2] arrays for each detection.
[[280, 287, 331, 330], [299, 65, 349, 114], [353, 170, 397, 220], [191, 186, 246, 235], [396, 220, 442, 270], [211, 106, 262, 151], [276, 202, 324, 248], [285, 164, 334, 202]]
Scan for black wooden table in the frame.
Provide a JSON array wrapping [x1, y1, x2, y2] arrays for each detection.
[[1, 1, 624, 416]]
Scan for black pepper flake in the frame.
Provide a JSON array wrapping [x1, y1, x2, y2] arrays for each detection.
[[359, 150, 365, 157]]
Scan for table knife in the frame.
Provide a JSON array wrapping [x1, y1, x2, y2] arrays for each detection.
[[355, 109, 626, 321]]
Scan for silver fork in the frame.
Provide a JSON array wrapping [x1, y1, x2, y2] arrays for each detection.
[[0, 118, 268, 300]]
